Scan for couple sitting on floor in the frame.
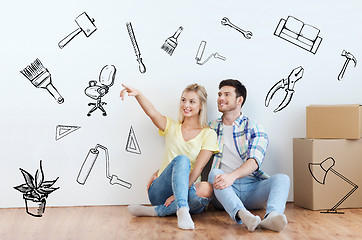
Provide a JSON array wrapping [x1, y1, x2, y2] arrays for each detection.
[[120, 79, 290, 232]]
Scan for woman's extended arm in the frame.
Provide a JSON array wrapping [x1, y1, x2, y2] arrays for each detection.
[[188, 149, 213, 187], [120, 84, 167, 131]]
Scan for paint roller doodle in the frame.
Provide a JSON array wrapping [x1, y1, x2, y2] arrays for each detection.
[[58, 12, 97, 49], [20, 58, 64, 104], [195, 41, 226, 65], [76, 144, 132, 189]]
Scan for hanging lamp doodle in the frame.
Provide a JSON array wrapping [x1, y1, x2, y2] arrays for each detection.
[[265, 66, 304, 113]]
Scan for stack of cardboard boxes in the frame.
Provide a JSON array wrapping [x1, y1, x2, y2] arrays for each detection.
[[293, 104, 362, 211]]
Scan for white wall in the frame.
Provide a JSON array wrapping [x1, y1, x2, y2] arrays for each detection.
[[1, 0, 362, 208]]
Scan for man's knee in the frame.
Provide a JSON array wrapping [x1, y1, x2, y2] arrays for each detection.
[[272, 174, 290, 188], [208, 168, 223, 184], [195, 182, 213, 198]]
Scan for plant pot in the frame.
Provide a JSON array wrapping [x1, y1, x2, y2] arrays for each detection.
[[24, 198, 46, 217]]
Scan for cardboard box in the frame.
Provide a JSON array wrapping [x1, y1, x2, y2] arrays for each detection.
[[306, 104, 362, 139], [293, 138, 362, 211]]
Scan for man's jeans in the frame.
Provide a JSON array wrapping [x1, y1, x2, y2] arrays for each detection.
[[148, 155, 211, 217], [208, 168, 290, 224]]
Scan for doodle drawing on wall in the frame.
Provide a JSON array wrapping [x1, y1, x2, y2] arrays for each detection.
[[126, 22, 146, 74], [195, 41, 226, 65], [58, 12, 97, 49], [265, 66, 304, 113], [338, 50, 357, 81], [221, 17, 252, 39], [55, 125, 81, 141], [274, 16, 322, 54], [308, 157, 358, 214], [77, 144, 132, 189], [85, 65, 116, 116], [161, 26, 183, 56], [14, 160, 59, 217], [20, 58, 64, 104], [125, 126, 141, 154]]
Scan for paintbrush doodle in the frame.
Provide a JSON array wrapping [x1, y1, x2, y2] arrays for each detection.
[[274, 16, 322, 54], [76, 144, 132, 189], [14, 160, 59, 217], [58, 12, 97, 49], [338, 50, 357, 81], [265, 66, 304, 113], [161, 26, 183, 56], [55, 125, 81, 141], [221, 17, 252, 39], [85, 65, 116, 116], [125, 126, 141, 154], [195, 41, 226, 65], [20, 58, 64, 104], [126, 22, 146, 73]]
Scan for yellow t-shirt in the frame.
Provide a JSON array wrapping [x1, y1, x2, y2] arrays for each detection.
[[158, 117, 219, 180]]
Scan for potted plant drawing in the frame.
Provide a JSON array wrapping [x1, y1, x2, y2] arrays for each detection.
[[14, 160, 59, 217]]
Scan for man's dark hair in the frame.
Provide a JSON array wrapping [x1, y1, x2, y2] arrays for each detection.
[[219, 79, 247, 107]]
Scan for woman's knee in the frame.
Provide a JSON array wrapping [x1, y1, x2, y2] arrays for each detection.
[[208, 168, 223, 184], [195, 181, 213, 198], [173, 155, 191, 168]]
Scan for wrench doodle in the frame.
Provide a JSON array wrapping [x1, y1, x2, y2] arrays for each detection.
[[221, 17, 252, 39]]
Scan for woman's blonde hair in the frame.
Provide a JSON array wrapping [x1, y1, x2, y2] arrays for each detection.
[[178, 83, 208, 128]]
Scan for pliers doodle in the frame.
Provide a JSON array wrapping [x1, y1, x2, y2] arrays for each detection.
[[265, 66, 304, 113]]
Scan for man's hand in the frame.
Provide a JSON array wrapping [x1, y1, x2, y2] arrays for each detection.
[[164, 195, 175, 207], [213, 173, 236, 190]]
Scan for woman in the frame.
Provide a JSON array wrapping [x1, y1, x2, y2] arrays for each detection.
[[120, 83, 218, 230]]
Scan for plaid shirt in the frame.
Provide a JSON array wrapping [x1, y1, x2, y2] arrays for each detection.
[[209, 114, 269, 180]]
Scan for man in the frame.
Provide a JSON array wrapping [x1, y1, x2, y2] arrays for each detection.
[[208, 79, 290, 232]]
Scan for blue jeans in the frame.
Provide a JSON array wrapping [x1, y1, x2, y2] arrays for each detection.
[[148, 155, 211, 217], [208, 168, 290, 224]]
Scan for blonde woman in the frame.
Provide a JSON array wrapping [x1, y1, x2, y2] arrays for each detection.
[[120, 83, 218, 230]]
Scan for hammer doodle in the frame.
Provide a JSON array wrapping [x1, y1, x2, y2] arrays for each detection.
[[221, 17, 252, 39], [195, 40, 226, 65], [338, 50, 357, 81], [76, 144, 132, 189], [125, 126, 141, 154], [126, 22, 146, 74], [55, 125, 81, 141], [161, 26, 184, 56], [85, 65, 116, 116], [14, 160, 59, 217], [20, 58, 64, 104], [274, 16, 322, 54], [58, 12, 97, 49], [265, 66, 304, 113]]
